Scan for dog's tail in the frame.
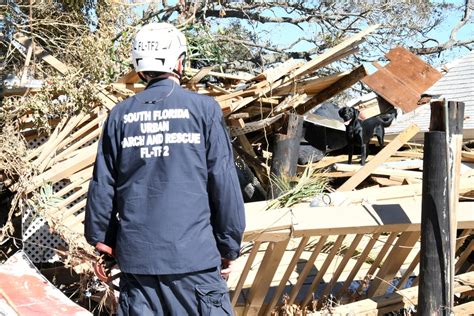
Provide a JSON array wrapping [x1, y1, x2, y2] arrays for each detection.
[[379, 107, 398, 127]]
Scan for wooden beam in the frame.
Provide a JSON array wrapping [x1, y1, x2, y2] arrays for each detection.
[[13, 33, 70, 75], [243, 200, 474, 241], [263, 236, 310, 314], [337, 124, 420, 192], [295, 65, 367, 115], [332, 271, 474, 315], [117, 69, 140, 84], [243, 239, 290, 315], [287, 235, 329, 306], [187, 66, 214, 86], [289, 25, 378, 80], [336, 232, 382, 299], [368, 231, 420, 297], [231, 241, 262, 307], [301, 235, 347, 307], [334, 163, 422, 180], [320, 234, 364, 300]]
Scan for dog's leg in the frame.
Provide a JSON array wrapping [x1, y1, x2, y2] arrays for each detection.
[[360, 145, 366, 165], [348, 144, 353, 164], [376, 126, 385, 146]]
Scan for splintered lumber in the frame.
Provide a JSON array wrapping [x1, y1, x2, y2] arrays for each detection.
[[216, 25, 377, 118], [334, 163, 423, 180], [117, 70, 140, 84], [331, 271, 474, 315], [233, 199, 474, 313], [332, 272, 474, 315], [28, 144, 97, 193], [13, 33, 70, 75], [187, 66, 214, 88], [337, 124, 421, 192], [243, 238, 290, 315], [295, 65, 367, 115], [367, 231, 420, 297], [289, 24, 378, 80], [249, 58, 303, 83]]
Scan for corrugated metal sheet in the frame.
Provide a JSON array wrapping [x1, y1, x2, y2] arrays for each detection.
[[386, 50, 474, 139]]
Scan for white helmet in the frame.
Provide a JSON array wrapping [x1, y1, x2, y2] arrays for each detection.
[[132, 22, 187, 75]]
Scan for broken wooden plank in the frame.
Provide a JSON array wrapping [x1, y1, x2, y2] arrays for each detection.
[[295, 65, 367, 115], [337, 124, 421, 192], [362, 46, 442, 112], [187, 68, 253, 82], [13, 33, 70, 75], [301, 235, 347, 307], [274, 71, 351, 96], [287, 235, 329, 306], [290, 25, 378, 80], [263, 236, 310, 314], [332, 271, 474, 315], [249, 58, 302, 83], [28, 145, 97, 192], [243, 239, 290, 315], [368, 231, 420, 297], [334, 163, 423, 180], [336, 232, 382, 299], [187, 66, 214, 86], [117, 69, 140, 84]]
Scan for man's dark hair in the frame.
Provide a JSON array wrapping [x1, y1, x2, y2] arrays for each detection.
[[143, 71, 167, 79]]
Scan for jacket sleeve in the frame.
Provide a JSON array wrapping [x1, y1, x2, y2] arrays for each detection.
[[84, 116, 119, 248], [206, 101, 246, 260]]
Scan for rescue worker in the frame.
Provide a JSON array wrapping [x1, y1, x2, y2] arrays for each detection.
[[84, 22, 246, 315]]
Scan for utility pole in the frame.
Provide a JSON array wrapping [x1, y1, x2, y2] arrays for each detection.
[[418, 100, 464, 315], [268, 113, 303, 199]]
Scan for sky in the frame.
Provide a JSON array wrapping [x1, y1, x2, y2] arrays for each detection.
[[134, 0, 472, 68]]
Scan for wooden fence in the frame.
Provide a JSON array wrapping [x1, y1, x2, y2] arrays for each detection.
[[229, 199, 474, 315]]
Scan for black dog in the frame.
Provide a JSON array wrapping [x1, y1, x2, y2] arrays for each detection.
[[338, 106, 397, 165]]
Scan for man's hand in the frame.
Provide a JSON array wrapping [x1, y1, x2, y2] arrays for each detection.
[[221, 257, 234, 280], [93, 242, 117, 283]]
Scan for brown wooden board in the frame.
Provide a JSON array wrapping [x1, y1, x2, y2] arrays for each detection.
[[362, 47, 442, 112], [384, 47, 442, 94]]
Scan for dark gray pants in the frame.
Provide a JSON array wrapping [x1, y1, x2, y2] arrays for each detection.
[[118, 267, 233, 316]]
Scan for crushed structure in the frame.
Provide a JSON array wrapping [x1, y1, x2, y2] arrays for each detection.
[[0, 25, 473, 314]]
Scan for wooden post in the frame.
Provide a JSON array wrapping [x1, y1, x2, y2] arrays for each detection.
[[418, 100, 464, 315], [268, 113, 303, 199]]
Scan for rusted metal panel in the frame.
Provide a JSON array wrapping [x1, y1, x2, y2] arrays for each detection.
[[0, 251, 91, 316], [362, 46, 442, 112]]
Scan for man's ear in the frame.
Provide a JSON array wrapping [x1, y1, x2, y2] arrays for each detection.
[[175, 56, 185, 77], [137, 72, 148, 83]]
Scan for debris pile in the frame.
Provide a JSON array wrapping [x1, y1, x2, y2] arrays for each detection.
[[1, 23, 474, 314]]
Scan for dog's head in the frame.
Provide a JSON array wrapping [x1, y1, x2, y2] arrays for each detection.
[[338, 107, 359, 126]]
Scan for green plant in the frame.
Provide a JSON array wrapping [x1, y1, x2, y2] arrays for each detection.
[[266, 163, 329, 210]]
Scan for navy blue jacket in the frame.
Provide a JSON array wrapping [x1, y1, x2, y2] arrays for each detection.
[[84, 78, 246, 275]]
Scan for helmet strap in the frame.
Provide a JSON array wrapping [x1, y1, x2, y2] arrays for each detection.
[[172, 53, 186, 79]]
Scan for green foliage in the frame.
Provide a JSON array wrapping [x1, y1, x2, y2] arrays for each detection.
[[266, 162, 329, 210], [1, 73, 100, 134], [185, 21, 253, 69]]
